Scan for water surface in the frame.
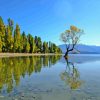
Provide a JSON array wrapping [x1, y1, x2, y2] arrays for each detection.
[[0, 54, 100, 100]]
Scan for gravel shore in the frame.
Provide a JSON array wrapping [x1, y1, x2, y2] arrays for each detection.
[[0, 53, 63, 58]]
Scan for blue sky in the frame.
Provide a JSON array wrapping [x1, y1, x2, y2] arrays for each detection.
[[0, 0, 100, 46]]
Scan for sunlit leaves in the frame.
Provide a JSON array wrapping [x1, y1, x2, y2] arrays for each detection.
[[0, 37, 2, 52], [0, 17, 62, 53], [60, 25, 84, 56]]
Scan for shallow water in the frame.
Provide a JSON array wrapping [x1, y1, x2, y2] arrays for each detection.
[[0, 55, 100, 100]]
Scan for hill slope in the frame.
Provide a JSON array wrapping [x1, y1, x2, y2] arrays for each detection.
[[59, 44, 100, 54]]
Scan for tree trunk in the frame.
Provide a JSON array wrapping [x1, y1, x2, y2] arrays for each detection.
[[64, 44, 75, 59], [64, 50, 69, 59]]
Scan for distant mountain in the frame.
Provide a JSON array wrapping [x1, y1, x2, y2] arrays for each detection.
[[59, 44, 100, 54]]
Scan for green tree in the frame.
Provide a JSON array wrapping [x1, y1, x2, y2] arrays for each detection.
[[52, 44, 62, 54], [0, 16, 6, 52], [21, 31, 27, 52], [7, 18, 14, 32], [13, 24, 21, 52], [6, 18, 14, 52], [50, 42, 54, 53], [0, 37, 2, 52], [5, 25, 13, 52], [48, 42, 62, 53], [0, 16, 62, 54], [27, 34, 34, 53], [37, 37, 42, 52], [34, 36, 41, 53], [31, 37, 36, 53], [43, 41, 49, 53], [25, 41, 30, 53]]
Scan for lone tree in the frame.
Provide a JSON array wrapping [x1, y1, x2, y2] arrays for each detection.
[[60, 25, 84, 58]]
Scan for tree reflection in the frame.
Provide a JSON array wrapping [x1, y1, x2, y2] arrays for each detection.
[[0, 55, 61, 93], [60, 59, 82, 90]]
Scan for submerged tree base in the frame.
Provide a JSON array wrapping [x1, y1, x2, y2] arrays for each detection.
[[64, 55, 69, 59]]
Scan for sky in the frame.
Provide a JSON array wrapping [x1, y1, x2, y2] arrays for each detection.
[[0, 0, 100, 46]]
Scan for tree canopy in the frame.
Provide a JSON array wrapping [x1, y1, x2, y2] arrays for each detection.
[[0, 16, 62, 54], [60, 25, 84, 58]]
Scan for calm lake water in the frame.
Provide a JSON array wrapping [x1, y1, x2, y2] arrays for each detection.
[[0, 54, 100, 100]]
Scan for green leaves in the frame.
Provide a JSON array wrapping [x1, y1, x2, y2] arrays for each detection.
[[0, 17, 62, 53]]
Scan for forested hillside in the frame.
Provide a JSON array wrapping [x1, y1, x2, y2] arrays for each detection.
[[0, 16, 62, 53]]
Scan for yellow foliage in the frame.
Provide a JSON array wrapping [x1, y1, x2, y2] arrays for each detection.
[[70, 25, 79, 32], [66, 30, 71, 33], [65, 55, 69, 59], [70, 80, 81, 89]]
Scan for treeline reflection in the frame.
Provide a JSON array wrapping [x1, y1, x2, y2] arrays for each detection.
[[0, 55, 61, 93]]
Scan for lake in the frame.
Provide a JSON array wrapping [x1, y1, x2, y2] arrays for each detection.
[[0, 54, 100, 100]]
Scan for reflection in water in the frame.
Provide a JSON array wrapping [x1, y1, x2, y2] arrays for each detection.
[[0, 55, 61, 93], [60, 59, 82, 90]]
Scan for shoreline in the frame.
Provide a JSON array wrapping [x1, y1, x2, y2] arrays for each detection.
[[0, 53, 63, 58]]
